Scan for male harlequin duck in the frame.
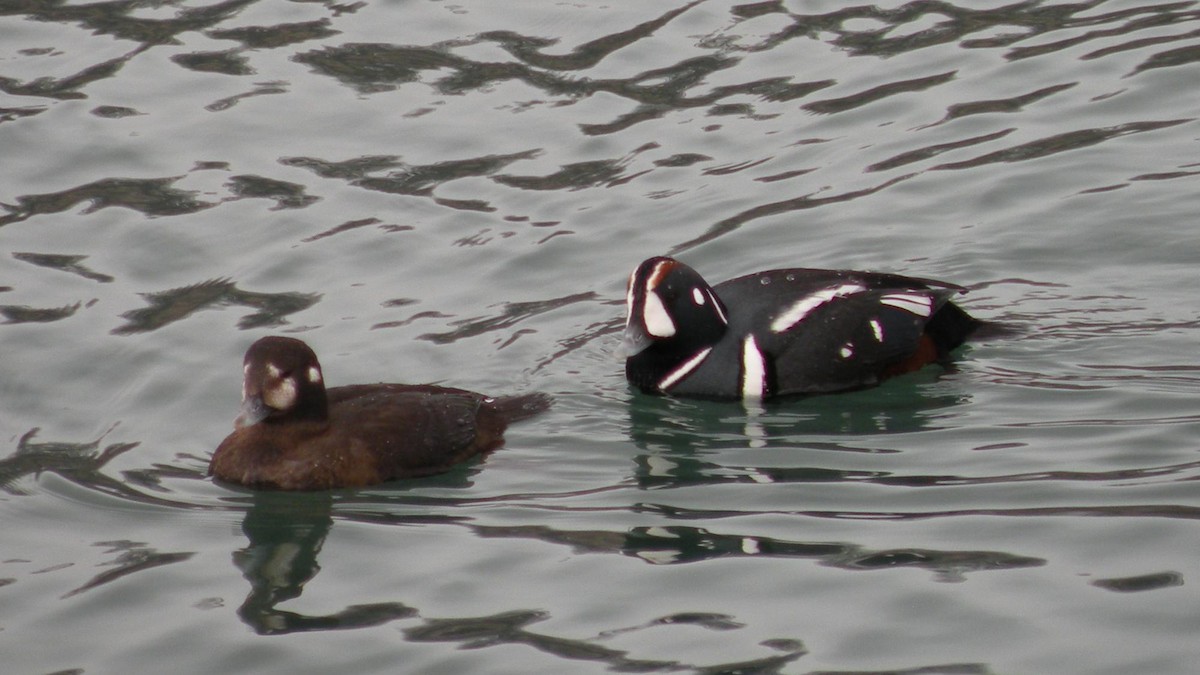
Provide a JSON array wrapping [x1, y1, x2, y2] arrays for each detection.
[[209, 336, 551, 490], [622, 256, 980, 400]]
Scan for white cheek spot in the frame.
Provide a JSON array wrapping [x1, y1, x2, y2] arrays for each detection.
[[658, 347, 712, 391], [642, 291, 676, 338], [880, 292, 933, 317], [770, 283, 865, 333], [692, 287, 705, 306], [267, 363, 283, 379], [306, 366, 322, 384], [870, 319, 884, 342], [741, 335, 767, 400], [264, 377, 298, 411], [840, 343, 854, 359]]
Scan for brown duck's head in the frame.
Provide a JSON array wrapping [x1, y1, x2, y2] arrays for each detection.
[[236, 336, 329, 428]]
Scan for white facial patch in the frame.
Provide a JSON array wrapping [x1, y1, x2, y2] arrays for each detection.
[[869, 319, 884, 342], [642, 291, 676, 338], [741, 335, 767, 400], [658, 347, 712, 391], [839, 343, 854, 359], [267, 363, 283, 379], [692, 287, 705, 306], [770, 283, 865, 333], [263, 376, 297, 412], [880, 292, 933, 316], [306, 365, 322, 383]]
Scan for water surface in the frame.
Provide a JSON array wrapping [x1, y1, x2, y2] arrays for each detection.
[[2, 0, 1199, 672]]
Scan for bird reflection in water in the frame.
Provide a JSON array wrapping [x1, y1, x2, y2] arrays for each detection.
[[232, 490, 415, 635]]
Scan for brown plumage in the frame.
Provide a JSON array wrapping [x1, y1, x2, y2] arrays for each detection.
[[209, 336, 550, 491]]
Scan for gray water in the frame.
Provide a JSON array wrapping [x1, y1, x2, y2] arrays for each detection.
[[2, 1, 1199, 673]]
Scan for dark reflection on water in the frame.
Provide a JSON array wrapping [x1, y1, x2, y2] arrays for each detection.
[[634, 451, 1200, 492], [224, 175, 320, 210], [281, 151, 540, 211], [0, 427, 211, 508], [302, 217, 413, 243], [113, 278, 320, 334], [232, 491, 415, 635], [293, 1, 710, 100], [735, 1, 1200, 67], [928, 118, 1192, 172], [0, 0, 257, 47], [13, 252, 114, 283], [404, 607, 807, 674], [5, 0, 1193, 110], [210, 19, 341, 50], [416, 291, 598, 345], [62, 539, 194, 599], [0, 176, 214, 228], [626, 376, 969, 453], [0, 300, 83, 324], [0, 43, 144, 101], [229, 489, 810, 670], [470, 523, 1044, 583], [1091, 570, 1184, 593], [221, 469, 481, 635], [638, 501, 1200, 522], [0, 427, 139, 497]]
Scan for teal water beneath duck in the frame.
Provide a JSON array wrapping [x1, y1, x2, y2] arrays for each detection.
[[2, 1, 1198, 672]]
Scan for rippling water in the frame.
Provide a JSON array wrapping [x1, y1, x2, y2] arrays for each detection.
[[2, 0, 1199, 672]]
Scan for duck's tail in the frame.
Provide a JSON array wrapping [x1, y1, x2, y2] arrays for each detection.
[[489, 392, 553, 424]]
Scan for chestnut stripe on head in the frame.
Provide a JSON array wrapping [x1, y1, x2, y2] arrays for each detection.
[[645, 258, 677, 291]]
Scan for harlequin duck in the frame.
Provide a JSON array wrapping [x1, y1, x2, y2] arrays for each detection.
[[209, 336, 551, 490], [623, 256, 980, 400]]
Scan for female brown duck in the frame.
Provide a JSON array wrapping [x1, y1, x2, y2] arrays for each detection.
[[209, 336, 549, 491]]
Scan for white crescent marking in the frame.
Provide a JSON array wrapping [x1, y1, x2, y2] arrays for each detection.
[[741, 335, 766, 400], [770, 283, 865, 333], [658, 347, 712, 391]]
